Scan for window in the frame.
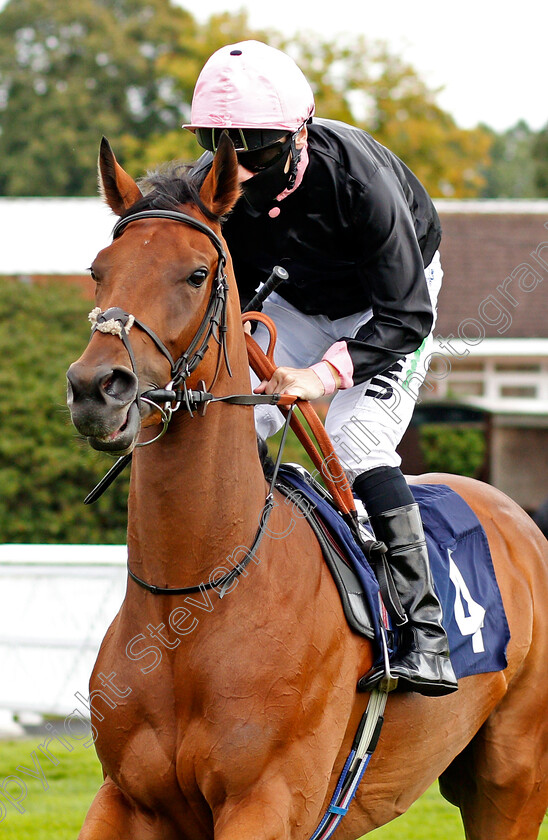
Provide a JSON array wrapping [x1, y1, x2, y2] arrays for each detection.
[[494, 362, 540, 373], [448, 382, 484, 397], [499, 385, 537, 398]]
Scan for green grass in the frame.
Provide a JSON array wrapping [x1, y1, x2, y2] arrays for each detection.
[[369, 783, 548, 838], [369, 783, 464, 837], [0, 738, 546, 838], [0, 738, 102, 839]]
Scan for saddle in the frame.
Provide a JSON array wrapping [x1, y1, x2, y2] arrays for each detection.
[[275, 463, 511, 682], [275, 463, 380, 642]]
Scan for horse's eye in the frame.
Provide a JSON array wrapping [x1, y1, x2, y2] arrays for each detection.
[[88, 266, 98, 282], [187, 268, 208, 288]]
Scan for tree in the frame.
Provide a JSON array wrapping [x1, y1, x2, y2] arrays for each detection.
[[0, 0, 199, 195], [119, 11, 272, 173], [419, 425, 486, 478], [532, 123, 548, 196], [480, 120, 539, 198]]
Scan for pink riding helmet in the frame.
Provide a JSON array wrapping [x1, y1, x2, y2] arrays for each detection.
[[184, 40, 315, 137]]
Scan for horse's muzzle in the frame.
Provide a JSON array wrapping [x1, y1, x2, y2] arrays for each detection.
[[67, 362, 141, 453]]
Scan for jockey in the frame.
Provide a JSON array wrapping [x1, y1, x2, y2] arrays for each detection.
[[185, 40, 458, 697]]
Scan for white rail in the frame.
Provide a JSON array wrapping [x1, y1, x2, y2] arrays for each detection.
[[0, 544, 127, 718]]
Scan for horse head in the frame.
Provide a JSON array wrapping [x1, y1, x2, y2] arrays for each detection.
[[67, 134, 241, 455]]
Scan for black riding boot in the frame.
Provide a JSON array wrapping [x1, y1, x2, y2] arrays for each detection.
[[358, 503, 458, 696]]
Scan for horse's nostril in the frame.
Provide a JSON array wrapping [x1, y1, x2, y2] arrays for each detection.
[[67, 363, 138, 408], [99, 367, 138, 404]]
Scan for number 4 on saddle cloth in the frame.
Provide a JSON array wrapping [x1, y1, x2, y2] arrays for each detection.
[[276, 465, 510, 683]]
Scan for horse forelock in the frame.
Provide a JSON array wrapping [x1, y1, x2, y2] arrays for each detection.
[[121, 161, 219, 223]]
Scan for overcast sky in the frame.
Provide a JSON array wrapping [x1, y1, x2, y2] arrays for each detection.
[[175, 0, 548, 132]]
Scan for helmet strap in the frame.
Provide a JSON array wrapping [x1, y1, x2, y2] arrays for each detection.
[[285, 131, 302, 191]]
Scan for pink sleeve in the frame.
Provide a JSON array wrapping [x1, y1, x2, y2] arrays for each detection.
[[322, 341, 354, 389]]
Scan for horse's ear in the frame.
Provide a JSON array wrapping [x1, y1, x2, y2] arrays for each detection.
[[98, 137, 143, 215], [199, 132, 241, 218]]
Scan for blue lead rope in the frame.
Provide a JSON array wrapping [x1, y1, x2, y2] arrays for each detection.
[[308, 688, 389, 840]]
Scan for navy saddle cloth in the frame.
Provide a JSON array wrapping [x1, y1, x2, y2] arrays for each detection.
[[277, 466, 510, 680]]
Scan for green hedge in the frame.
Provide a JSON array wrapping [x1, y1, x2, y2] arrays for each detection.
[[0, 279, 129, 543], [418, 424, 486, 478]]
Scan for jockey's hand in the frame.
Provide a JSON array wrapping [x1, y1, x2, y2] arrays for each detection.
[[254, 366, 328, 401]]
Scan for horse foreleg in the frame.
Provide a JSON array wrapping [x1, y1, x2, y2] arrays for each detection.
[[78, 776, 181, 840]]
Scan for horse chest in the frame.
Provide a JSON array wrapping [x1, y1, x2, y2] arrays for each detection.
[[88, 549, 356, 828]]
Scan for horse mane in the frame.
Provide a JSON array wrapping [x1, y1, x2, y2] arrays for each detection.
[[121, 161, 219, 222]]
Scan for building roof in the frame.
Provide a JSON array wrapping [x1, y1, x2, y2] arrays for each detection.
[[432, 337, 548, 356], [435, 200, 548, 214], [435, 202, 548, 340], [0, 197, 114, 275]]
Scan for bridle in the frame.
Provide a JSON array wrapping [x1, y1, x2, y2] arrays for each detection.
[[85, 208, 293, 597], [91, 209, 232, 434], [91, 210, 289, 439]]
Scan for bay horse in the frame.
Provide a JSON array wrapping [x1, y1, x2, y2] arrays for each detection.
[[66, 134, 548, 840]]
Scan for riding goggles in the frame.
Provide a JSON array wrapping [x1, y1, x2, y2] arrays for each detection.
[[195, 126, 288, 154], [236, 136, 293, 173]]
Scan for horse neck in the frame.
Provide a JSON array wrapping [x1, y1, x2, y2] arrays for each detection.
[[127, 326, 268, 586]]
